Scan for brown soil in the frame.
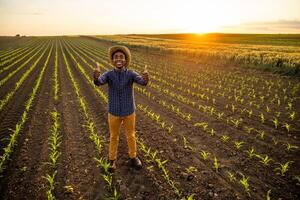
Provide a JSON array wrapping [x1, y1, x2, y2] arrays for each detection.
[[0, 36, 299, 200]]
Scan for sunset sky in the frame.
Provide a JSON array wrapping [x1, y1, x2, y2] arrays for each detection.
[[0, 0, 299, 36]]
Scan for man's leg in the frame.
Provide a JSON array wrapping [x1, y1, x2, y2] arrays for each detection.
[[124, 112, 142, 169], [108, 113, 122, 161], [123, 112, 137, 158]]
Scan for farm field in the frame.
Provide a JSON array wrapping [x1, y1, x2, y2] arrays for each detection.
[[0, 36, 299, 200], [95, 34, 300, 76]]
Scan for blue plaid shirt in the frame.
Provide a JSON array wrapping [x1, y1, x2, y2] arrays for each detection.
[[95, 68, 148, 116]]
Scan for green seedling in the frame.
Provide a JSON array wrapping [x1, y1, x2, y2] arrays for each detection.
[[266, 189, 271, 200], [213, 157, 219, 173], [256, 154, 272, 166], [259, 113, 265, 123], [288, 111, 296, 121], [293, 176, 300, 186], [102, 174, 113, 190], [272, 118, 279, 129], [181, 194, 195, 200], [247, 109, 253, 118], [227, 171, 236, 182], [217, 112, 224, 119], [245, 148, 255, 159], [282, 123, 291, 132], [185, 166, 197, 174], [266, 106, 270, 113], [245, 126, 254, 134], [43, 171, 57, 200], [221, 135, 229, 143], [285, 143, 298, 152], [239, 173, 250, 196], [274, 161, 293, 176], [272, 137, 278, 145], [199, 150, 210, 160], [256, 130, 265, 140], [234, 141, 244, 150]]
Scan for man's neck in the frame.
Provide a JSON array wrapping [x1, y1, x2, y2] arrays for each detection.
[[114, 66, 125, 72]]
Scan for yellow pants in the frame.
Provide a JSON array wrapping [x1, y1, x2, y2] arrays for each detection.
[[108, 112, 137, 160]]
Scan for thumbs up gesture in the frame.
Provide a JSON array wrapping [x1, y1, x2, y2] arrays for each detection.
[[142, 64, 149, 82], [94, 62, 101, 81]]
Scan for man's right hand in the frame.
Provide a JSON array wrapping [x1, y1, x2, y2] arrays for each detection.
[[94, 62, 101, 80]]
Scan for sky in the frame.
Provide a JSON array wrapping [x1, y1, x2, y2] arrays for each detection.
[[0, 0, 300, 36]]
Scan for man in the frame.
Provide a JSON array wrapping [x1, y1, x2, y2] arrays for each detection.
[[93, 45, 149, 173]]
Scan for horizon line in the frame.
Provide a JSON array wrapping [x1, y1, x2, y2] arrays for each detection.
[[1, 32, 300, 37]]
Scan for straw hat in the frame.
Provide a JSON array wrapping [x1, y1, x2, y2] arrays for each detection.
[[108, 45, 131, 67]]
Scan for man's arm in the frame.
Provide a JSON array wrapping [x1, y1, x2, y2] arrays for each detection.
[[132, 65, 149, 86], [94, 62, 109, 86]]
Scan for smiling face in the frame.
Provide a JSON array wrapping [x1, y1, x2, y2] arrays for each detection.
[[112, 51, 126, 69]]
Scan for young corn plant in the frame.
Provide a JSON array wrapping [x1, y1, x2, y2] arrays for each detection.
[[239, 173, 250, 196], [94, 157, 110, 174], [256, 154, 272, 166], [244, 126, 254, 134], [275, 111, 281, 118], [285, 143, 298, 152], [193, 122, 209, 131], [272, 137, 278, 145], [180, 194, 195, 200], [266, 189, 271, 200], [288, 111, 296, 121], [199, 150, 210, 160], [209, 128, 215, 136], [282, 123, 291, 133], [286, 102, 293, 111], [293, 176, 300, 186], [234, 141, 244, 150], [104, 188, 119, 200], [274, 161, 293, 176], [272, 118, 279, 129], [155, 158, 169, 170], [185, 166, 197, 174], [245, 148, 255, 159], [213, 157, 219, 173], [266, 106, 271, 113], [183, 136, 194, 151], [43, 171, 57, 200], [259, 113, 265, 123], [166, 124, 174, 134], [221, 135, 230, 143], [277, 99, 281, 106], [217, 112, 224, 119], [247, 109, 253, 118], [102, 173, 113, 191], [231, 118, 243, 128], [231, 104, 236, 113], [227, 171, 236, 182]]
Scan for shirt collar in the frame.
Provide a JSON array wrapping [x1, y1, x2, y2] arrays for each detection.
[[114, 67, 127, 73]]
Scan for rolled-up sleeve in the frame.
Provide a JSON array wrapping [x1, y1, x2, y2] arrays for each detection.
[[95, 71, 109, 86], [132, 71, 148, 86]]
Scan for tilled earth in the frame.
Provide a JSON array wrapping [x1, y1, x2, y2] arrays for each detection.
[[0, 36, 299, 200]]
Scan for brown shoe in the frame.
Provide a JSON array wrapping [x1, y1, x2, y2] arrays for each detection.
[[130, 157, 142, 170], [108, 160, 116, 173]]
